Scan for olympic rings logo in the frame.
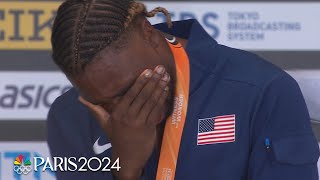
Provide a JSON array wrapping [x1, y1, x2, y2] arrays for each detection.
[[13, 165, 32, 175]]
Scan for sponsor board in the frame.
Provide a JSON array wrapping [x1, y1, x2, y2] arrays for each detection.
[[146, 2, 320, 50], [0, 1, 320, 50], [0, 142, 56, 180], [0, 2, 59, 50], [0, 72, 72, 120], [287, 70, 320, 122]]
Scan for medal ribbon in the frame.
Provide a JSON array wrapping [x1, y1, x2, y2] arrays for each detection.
[[156, 38, 190, 180]]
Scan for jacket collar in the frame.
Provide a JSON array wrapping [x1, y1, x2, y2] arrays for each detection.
[[154, 19, 220, 94]]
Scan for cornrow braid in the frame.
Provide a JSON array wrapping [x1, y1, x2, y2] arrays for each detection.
[[51, 0, 172, 76], [124, 2, 172, 29], [73, 0, 91, 72]]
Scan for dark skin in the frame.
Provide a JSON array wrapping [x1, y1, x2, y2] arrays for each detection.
[[72, 16, 187, 180]]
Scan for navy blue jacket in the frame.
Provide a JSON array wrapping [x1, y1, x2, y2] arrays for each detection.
[[48, 19, 319, 180]]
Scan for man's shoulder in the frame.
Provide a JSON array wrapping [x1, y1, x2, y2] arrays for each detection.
[[217, 44, 290, 89], [50, 88, 79, 112], [48, 88, 87, 120]]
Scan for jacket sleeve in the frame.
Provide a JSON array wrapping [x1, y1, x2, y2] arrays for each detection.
[[47, 95, 112, 180], [248, 74, 320, 180]]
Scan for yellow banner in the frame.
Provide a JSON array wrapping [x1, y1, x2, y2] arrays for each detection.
[[0, 2, 62, 50]]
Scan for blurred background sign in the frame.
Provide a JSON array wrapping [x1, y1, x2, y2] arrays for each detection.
[[0, 72, 71, 120], [146, 2, 320, 51]]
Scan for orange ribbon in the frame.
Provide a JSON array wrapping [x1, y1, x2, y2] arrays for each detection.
[[156, 38, 190, 180]]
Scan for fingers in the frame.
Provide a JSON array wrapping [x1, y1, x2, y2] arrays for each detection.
[[112, 69, 152, 118], [79, 96, 113, 138], [137, 72, 170, 123], [129, 66, 167, 117], [147, 87, 170, 126]]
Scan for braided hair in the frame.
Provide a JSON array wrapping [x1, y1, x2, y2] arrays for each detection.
[[51, 0, 172, 76]]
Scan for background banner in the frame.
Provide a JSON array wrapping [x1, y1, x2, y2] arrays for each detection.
[[146, 2, 320, 51], [0, 72, 71, 120], [1, 2, 320, 50]]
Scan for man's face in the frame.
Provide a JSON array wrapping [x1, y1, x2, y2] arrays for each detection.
[[71, 33, 175, 116]]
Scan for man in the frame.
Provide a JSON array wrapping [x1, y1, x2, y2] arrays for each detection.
[[48, 0, 320, 179]]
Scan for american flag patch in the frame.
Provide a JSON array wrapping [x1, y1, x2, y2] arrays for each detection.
[[197, 114, 236, 145]]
